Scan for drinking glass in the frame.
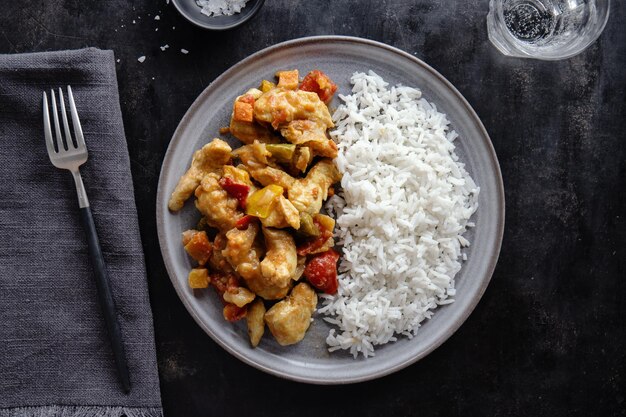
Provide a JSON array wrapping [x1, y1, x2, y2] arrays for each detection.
[[487, 0, 610, 60]]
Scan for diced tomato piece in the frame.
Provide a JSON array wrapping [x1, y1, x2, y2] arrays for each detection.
[[183, 231, 212, 265], [210, 273, 228, 296], [211, 273, 241, 297], [233, 101, 254, 122], [218, 177, 250, 209], [223, 303, 247, 321], [299, 70, 338, 103], [238, 94, 255, 105], [276, 70, 299, 90], [297, 218, 333, 256], [304, 249, 340, 294]]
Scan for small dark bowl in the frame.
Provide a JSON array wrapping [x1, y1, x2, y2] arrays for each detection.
[[171, 0, 264, 31]]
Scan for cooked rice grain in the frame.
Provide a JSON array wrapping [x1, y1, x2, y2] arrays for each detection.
[[321, 71, 479, 358]]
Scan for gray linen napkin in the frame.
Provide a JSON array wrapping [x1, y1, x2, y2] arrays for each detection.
[[0, 48, 162, 417]]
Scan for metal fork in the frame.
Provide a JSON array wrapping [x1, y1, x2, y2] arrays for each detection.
[[43, 87, 131, 393]]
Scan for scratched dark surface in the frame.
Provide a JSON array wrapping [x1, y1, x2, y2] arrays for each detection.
[[1, 1, 624, 416]]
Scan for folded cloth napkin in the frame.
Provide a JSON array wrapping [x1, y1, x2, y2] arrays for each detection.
[[0, 49, 162, 416]]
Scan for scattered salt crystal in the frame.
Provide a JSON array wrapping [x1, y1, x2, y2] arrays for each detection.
[[116, 59, 120, 63], [137, 56, 146, 63], [172, 26, 176, 29], [155, 28, 159, 31], [132, 20, 136, 24], [181, 49, 189, 54], [154, 15, 160, 20], [160, 44, 170, 51]]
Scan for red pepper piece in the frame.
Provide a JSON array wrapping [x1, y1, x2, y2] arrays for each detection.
[[304, 249, 340, 295], [218, 177, 250, 209], [235, 215, 255, 230]]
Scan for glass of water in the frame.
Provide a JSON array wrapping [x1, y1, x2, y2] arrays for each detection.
[[487, 0, 610, 60]]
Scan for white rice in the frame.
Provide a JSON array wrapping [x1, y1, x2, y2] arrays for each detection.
[[320, 71, 479, 358], [195, 0, 249, 17]]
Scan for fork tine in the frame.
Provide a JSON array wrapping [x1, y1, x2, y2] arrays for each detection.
[[50, 89, 65, 152], [42, 92, 57, 155], [67, 86, 86, 150], [58, 87, 75, 149]]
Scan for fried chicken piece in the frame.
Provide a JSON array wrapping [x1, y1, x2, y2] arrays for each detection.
[[254, 89, 334, 130], [292, 146, 312, 173], [233, 142, 296, 189], [260, 227, 297, 289], [246, 278, 291, 301], [288, 159, 342, 214], [280, 120, 338, 158], [264, 283, 317, 346], [181, 229, 212, 265], [229, 117, 278, 144], [222, 223, 290, 300], [228, 89, 279, 144], [223, 286, 256, 307], [222, 223, 263, 282], [194, 172, 243, 231], [168, 139, 232, 211], [247, 298, 266, 348]]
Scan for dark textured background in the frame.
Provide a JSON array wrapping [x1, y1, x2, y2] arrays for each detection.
[[1, 1, 624, 416]]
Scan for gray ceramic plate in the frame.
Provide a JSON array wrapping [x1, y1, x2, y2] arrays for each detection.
[[156, 36, 505, 384]]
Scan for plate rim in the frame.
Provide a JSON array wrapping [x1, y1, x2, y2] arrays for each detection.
[[156, 35, 505, 384]]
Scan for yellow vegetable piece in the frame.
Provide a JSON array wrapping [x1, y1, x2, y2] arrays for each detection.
[[313, 213, 335, 232], [223, 164, 251, 184], [260, 80, 276, 93], [266, 144, 296, 162], [246, 184, 284, 219], [299, 212, 319, 237], [188, 268, 210, 289]]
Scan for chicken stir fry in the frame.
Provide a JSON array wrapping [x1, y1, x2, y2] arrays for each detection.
[[170, 69, 342, 347]]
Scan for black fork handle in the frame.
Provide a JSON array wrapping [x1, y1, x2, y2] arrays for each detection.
[[79, 206, 131, 393]]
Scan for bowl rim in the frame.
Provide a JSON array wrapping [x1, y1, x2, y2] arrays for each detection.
[[171, 0, 265, 31], [156, 35, 506, 384], [486, 0, 611, 60]]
